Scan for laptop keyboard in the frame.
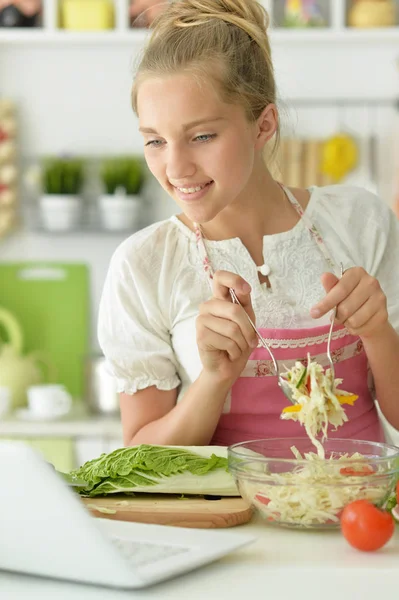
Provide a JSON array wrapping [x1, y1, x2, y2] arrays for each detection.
[[111, 537, 191, 568]]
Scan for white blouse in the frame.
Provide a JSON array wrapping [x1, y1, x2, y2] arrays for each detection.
[[98, 185, 399, 400]]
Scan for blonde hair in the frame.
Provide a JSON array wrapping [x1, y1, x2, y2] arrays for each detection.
[[132, 0, 278, 136]]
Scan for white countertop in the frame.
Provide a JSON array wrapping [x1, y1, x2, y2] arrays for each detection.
[[1, 403, 397, 444], [1, 516, 398, 600]]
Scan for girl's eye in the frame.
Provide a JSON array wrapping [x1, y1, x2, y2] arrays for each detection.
[[194, 134, 216, 143], [145, 139, 164, 147], [145, 134, 216, 147]]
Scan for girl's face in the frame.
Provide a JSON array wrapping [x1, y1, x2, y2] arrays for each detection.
[[137, 72, 264, 225]]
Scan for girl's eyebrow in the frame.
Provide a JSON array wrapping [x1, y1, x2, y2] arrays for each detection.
[[139, 117, 225, 135]]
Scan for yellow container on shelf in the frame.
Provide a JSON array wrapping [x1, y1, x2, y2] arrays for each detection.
[[348, 0, 396, 28], [60, 0, 115, 31]]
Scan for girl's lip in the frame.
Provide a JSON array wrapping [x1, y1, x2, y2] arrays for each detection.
[[172, 180, 213, 190], [173, 181, 214, 203]]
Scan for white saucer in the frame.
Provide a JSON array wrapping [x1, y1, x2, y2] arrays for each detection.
[[14, 409, 69, 422]]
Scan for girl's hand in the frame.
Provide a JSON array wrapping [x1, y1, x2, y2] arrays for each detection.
[[196, 270, 258, 384], [310, 267, 388, 339]]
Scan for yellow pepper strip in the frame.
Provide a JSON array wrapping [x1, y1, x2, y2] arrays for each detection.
[[336, 394, 358, 406], [282, 394, 358, 414], [282, 404, 302, 413]]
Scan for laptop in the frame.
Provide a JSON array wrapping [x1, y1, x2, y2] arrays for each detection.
[[0, 441, 255, 589]]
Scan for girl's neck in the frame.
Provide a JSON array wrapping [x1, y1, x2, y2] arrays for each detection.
[[191, 167, 298, 244]]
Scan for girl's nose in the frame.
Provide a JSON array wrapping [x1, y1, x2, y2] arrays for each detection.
[[166, 146, 196, 181]]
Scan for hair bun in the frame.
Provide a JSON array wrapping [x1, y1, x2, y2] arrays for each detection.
[[153, 0, 270, 54], [178, 0, 268, 28]]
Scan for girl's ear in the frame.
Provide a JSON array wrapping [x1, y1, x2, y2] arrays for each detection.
[[254, 104, 278, 150]]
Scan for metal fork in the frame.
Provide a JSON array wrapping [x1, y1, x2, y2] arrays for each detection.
[[230, 262, 344, 403], [229, 289, 295, 404], [326, 262, 345, 388]]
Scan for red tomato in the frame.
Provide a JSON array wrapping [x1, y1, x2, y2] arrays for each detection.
[[341, 500, 394, 552], [340, 465, 375, 477]]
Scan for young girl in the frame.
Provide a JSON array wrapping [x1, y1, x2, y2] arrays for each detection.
[[98, 0, 399, 448]]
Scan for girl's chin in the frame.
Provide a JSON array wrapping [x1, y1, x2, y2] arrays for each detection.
[[182, 208, 222, 226]]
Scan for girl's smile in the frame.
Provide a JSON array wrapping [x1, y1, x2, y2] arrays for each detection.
[[173, 180, 214, 204]]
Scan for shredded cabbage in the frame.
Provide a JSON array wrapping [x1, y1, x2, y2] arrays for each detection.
[[242, 448, 388, 527], [280, 354, 358, 458]]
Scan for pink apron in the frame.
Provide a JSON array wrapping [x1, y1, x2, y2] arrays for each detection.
[[194, 186, 384, 447]]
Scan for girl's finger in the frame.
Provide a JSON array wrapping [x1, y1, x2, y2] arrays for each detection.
[[197, 327, 244, 361], [335, 289, 370, 324], [335, 277, 384, 324], [343, 295, 387, 333], [212, 270, 256, 323], [212, 270, 252, 305], [197, 314, 250, 353], [200, 299, 257, 348], [311, 270, 360, 318]]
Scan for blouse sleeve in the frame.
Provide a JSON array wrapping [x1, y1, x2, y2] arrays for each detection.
[[354, 189, 399, 335], [97, 239, 181, 395]]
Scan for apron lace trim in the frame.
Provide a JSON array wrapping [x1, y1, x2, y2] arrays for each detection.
[[257, 327, 349, 349]]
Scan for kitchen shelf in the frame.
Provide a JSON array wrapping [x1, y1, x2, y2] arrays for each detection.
[[270, 27, 399, 42], [0, 28, 149, 45], [1, 26, 399, 45], [0, 0, 398, 45]]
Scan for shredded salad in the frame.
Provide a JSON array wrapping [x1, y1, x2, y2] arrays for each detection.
[[242, 447, 390, 527], [279, 355, 358, 458], [241, 355, 397, 527]]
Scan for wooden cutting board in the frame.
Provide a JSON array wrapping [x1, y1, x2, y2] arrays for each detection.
[[81, 494, 253, 529]]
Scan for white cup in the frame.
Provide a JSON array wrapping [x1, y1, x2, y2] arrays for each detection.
[[0, 386, 10, 419], [27, 384, 72, 418]]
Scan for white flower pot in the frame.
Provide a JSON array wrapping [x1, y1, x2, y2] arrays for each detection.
[[98, 194, 141, 232], [39, 195, 82, 231]]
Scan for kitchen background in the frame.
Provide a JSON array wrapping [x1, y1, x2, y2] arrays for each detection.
[[0, 0, 399, 471]]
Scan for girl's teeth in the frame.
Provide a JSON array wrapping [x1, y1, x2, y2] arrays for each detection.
[[178, 184, 208, 194]]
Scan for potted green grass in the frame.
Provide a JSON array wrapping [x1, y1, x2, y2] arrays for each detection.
[[39, 157, 84, 231], [98, 156, 144, 231]]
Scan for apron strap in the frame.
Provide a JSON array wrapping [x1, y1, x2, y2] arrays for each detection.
[[279, 184, 339, 276]]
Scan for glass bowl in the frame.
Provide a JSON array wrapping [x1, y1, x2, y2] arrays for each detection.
[[228, 438, 399, 530]]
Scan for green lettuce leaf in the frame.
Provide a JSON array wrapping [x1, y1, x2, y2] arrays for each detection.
[[68, 444, 239, 498], [386, 492, 398, 512], [384, 473, 399, 523]]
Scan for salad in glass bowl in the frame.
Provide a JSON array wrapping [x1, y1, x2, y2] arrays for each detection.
[[228, 355, 399, 529], [228, 437, 399, 529]]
